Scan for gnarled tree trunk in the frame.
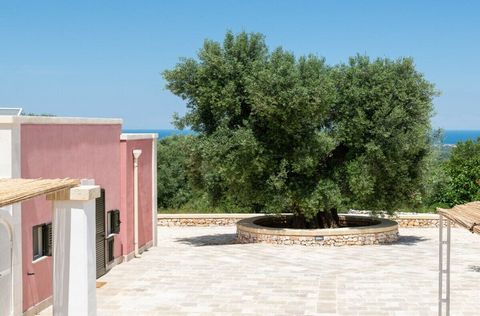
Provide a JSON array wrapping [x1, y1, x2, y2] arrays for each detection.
[[291, 208, 340, 229]]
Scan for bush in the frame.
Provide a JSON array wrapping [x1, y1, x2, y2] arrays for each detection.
[[157, 134, 253, 213], [157, 135, 195, 209], [409, 130, 449, 212], [438, 138, 480, 206]]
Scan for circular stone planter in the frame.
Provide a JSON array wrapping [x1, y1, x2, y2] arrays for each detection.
[[236, 214, 399, 246]]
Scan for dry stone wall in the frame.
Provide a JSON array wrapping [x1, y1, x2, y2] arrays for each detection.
[[236, 229, 399, 246], [157, 214, 256, 227], [235, 215, 399, 246], [158, 213, 446, 228]]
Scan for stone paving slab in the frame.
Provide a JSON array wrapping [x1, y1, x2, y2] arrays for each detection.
[[40, 226, 480, 315]]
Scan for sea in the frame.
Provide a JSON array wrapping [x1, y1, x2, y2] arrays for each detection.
[[123, 129, 194, 139], [123, 129, 480, 145]]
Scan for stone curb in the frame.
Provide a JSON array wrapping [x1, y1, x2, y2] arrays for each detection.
[[236, 215, 399, 246], [237, 215, 398, 236]]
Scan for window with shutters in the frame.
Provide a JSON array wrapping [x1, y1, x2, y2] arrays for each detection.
[[107, 210, 121, 235], [107, 236, 115, 263], [32, 225, 43, 261], [32, 223, 52, 261]]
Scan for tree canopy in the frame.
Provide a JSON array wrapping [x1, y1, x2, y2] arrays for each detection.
[[438, 139, 480, 206], [163, 31, 438, 227]]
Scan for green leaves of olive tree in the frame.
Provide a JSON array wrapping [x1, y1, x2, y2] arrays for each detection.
[[163, 31, 438, 221]]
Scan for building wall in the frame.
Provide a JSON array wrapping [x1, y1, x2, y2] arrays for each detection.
[[20, 123, 122, 312], [0, 121, 22, 316], [120, 138, 154, 256]]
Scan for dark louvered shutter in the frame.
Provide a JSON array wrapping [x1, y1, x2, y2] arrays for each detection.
[[96, 189, 107, 278], [111, 210, 121, 234], [107, 236, 115, 263], [42, 223, 53, 256]]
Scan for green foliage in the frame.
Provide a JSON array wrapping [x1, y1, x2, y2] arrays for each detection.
[[157, 134, 253, 213], [162, 31, 438, 223], [157, 135, 195, 209], [330, 56, 438, 211], [164, 32, 269, 134], [438, 139, 480, 206], [417, 131, 449, 209]]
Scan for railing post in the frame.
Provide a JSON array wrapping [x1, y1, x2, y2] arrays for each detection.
[[446, 219, 451, 315], [438, 214, 451, 316], [439, 214, 443, 316]]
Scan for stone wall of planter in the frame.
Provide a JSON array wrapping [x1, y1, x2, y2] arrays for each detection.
[[236, 215, 399, 246], [158, 213, 447, 228], [236, 229, 399, 246]]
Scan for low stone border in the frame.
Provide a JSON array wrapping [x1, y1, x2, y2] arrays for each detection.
[[158, 213, 258, 227], [391, 214, 453, 228], [236, 215, 399, 246], [158, 213, 446, 228]]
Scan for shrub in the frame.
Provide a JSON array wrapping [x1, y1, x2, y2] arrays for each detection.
[[438, 138, 480, 206], [157, 135, 195, 209]]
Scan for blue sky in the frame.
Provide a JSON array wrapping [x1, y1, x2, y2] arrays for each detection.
[[1, 1, 479, 129]]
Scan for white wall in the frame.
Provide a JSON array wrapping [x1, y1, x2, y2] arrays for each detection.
[[0, 122, 22, 316], [0, 123, 21, 178], [52, 186, 99, 316], [0, 217, 13, 316]]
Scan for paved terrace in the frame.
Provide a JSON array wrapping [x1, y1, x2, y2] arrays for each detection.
[[42, 226, 480, 316]]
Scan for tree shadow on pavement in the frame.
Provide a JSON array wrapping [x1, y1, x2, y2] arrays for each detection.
[[175, 233, 237, 246], [396, 235, 430, 246], [468, 265, 480, 272]]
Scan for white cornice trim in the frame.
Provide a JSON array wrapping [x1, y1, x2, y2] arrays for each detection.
[[0, 116, 122, 125], [120, 133, 158, 140]]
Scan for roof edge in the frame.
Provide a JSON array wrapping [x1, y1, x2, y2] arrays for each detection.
[[0, 115, 123, 125], [120, 133, 158, 140]]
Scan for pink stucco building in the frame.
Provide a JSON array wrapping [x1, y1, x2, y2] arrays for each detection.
[[0, 113, 157, 315]]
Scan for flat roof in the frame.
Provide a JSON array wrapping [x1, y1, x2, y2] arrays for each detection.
[[0, 108, 22, 116], [0, 115, 123, 125], [120, 133, 158, 140]]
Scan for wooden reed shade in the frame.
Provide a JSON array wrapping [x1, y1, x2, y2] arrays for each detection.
[[0, 178, 80, 208], [438, 201, 480, 235]]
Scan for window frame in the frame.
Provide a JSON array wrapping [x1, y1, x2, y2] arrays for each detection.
[[32, 224, 44, 261], [32, 222, 52, 262], [107, 209, 121, 236]]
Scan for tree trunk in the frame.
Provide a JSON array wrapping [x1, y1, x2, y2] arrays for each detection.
[[329, 208, 341, 228], [291, 208, 340, 229], [291, 213, 307, 229]]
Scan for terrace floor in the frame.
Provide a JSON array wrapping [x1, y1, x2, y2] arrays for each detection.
[[41, 226, 480, 315]]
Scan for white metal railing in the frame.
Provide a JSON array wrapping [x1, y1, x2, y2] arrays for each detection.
[[438, 214, 451, 316]]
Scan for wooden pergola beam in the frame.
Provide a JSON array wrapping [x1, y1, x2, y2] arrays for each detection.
[[0, 178, 80, 207], [0, 178, 98, 316], [438, 201, 480, 235]]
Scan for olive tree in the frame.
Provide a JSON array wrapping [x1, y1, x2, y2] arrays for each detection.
[[163, 31, 437, 228]]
